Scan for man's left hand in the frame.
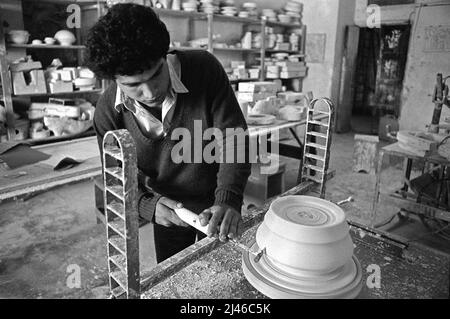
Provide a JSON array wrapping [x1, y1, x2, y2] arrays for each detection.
[[198, 204, 243, 242]]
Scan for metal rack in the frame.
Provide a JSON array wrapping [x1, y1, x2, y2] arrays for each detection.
[[102, 129, 140, 299], [0, 0, 106, 143], [301, 98, 335, 198]]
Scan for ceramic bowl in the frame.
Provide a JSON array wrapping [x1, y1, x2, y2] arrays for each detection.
[[44, 37, 56, 45], [7, 30, 29, 44], [255, 196, 354, 274]]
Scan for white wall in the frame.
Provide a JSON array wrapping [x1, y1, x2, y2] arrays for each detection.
[[301, 0, 356, 104], [355, 0, 450, 131], [400, 2, 450, 131]]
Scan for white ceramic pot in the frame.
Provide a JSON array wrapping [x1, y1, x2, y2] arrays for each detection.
[[255, 196, 354, 274], [7, 30, 29, 44], [54, 30, 76, 46], [44, 37, 56, 45]]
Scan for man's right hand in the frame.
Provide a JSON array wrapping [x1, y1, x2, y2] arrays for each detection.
[[154, 197, 190, 228]]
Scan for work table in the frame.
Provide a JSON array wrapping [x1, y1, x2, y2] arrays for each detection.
[[139, 185, 450, 299]]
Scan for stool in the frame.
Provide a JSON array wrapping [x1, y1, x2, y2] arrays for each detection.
[[353, 134, 379, 175], [244, 156, 286, 209]]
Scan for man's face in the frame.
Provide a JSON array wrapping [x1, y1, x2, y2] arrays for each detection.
[[115, 58, 170, 108]]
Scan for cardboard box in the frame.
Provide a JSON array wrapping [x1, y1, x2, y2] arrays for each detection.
[[280, 70, 306, 78], [49, 80, 73, 93], [236, 91, 275, 103], [231, 61, 246, 68], [274, 43, 291, 51], [275, 61, 305, 68], [280, 66, 307, 72], [238, 81, 278, 94]]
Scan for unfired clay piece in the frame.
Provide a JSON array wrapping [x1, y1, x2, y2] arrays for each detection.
[[242, 196, 363, 299]]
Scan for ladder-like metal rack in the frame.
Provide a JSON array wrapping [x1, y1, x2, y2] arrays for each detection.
[[301, 98, 335, 198], [102, 130, 140, 299]]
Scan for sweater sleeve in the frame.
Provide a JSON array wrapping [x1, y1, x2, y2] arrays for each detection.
[[93, 85, 162, 223], [205, 53, 251, 213]]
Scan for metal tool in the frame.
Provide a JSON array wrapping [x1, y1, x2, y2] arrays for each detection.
[[174, 207, 266, 263], [336, 196, 354, 206]]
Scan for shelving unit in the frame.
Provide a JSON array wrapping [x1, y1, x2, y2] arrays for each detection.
[[152, 6, 307, 83], [1, 1, 307, 144], [0, 0, 106, 144]]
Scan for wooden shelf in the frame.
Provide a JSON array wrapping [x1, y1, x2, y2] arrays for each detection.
[[7, 43, 86, 50], [154, 8, 302, 28], [229, 78, 260, 83], [18, 128, 95, 146], [154, 8, 208, 20], [213, 47, 259, 53], [170, 46, 206, 51], [266, 20, 303, 28], [212, 14, 260, 25], [13, 89, 102, 98], [266, 49, 303, 54]]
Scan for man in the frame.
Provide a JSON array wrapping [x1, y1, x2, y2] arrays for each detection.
[[86, 3, 251, 263]]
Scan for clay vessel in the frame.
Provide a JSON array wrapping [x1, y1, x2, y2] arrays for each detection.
[[255, 196, 354, 274]]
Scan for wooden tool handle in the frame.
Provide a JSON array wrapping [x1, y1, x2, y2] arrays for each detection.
[[174, 208, 209, 235]]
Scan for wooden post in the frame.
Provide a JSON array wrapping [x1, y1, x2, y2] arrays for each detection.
[[259, 16, 266, 82]]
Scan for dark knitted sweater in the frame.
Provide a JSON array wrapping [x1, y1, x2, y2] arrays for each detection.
[[93, 50, 251, 221]]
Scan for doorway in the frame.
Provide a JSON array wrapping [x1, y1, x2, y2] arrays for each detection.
[[351, 24, 411, 135]]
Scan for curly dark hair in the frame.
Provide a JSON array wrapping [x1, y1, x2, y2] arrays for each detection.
[[85, 3, 170, 79]]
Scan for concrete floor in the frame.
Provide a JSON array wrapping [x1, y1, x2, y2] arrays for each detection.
[[0, 132, 449, 298]]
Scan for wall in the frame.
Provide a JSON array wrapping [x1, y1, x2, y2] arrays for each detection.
[[355, 0, 450, 131], [301, 0, 356, 103], [400, 2, 450, 131]]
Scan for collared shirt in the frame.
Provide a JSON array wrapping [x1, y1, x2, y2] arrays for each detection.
[[113, 54, 189, 138]]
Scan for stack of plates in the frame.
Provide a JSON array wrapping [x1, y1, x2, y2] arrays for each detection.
[[221, 5, 238, 16], [261, 9, 277, 22], [277, 14, 291, 24], [284, 1, 303, 24], [240, 2, 258, 19], [182, 0, 198, 12], [199, 0, 220, 14]]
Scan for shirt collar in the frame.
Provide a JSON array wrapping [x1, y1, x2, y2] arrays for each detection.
[[114, 54, 188, 112]]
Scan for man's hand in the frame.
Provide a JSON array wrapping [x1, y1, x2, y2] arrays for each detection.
[[154, 197, 190, 228], [198, 204, 243, 242]]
